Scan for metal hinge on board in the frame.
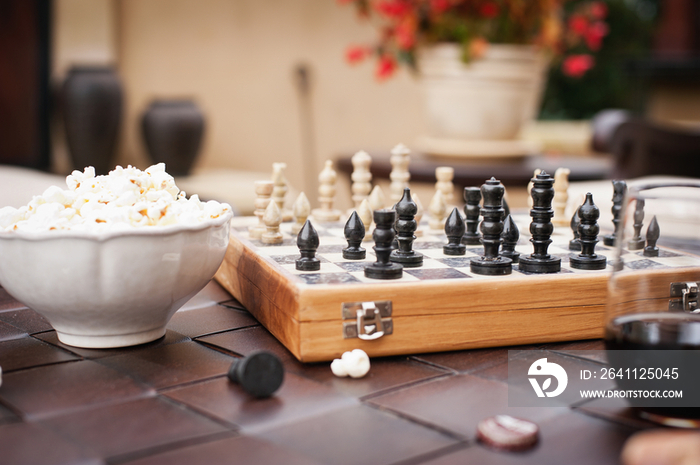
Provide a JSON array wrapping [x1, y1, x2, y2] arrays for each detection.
[[342, 301, 393, 340], [669, 282, 699, 312]]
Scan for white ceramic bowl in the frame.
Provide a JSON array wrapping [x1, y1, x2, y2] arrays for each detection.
[[0, 210, 233, 348]]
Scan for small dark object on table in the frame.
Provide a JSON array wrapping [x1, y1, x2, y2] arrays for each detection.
[[228, 351, 285, 398]]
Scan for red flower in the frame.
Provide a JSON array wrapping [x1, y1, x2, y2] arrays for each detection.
[[375, 55, 397, 80], [430, 0, 451, 14], [562, 54, 594, 78], [584, 21, 608, 51], [345, 45, 369, 64], [395, 21, 416, 50], [567, 14, 588, 36], [590, 1, 608, 19], [375, 0, 411, 18], [479, 2, 499, 18]]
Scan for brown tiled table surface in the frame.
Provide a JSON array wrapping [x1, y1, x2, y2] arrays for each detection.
[[0, 281, 656, 465]]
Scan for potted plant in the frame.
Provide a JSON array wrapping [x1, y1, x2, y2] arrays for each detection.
[[340, 0, 609, 156]]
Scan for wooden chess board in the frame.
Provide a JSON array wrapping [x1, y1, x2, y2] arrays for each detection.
[[215, 215, 700, 362]]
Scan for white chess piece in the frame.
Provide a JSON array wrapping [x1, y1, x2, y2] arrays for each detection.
[[351, 150, 372, 210], [435, 166, 455, 206], [368, 185, 386, 213], [291, 192, 310, 236], [413, 192, 424, 237], [312, 160, 341, 222], [358, 198, 373, 241], [271, 162, 292, 222], [249, 180, 274, 239], [527, 168, 542, 209], [389, 143, 411, 204], [429, 190, 447, 231], [553, 167, 571, 226], [262, 200, 283, 244]]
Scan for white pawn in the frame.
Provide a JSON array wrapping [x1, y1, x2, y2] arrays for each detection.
[[358, 198, 373, 241], [312, 160, 341, 222], [553, 167, 571, 226], [262, 200, 283, 244], [249, 180, 274, 239], [429, 190, 447, 231], [389, 143, 411, 204], [527, 168, 542, 209], [271, 162, 292, 222], [291, 192, 310, 236], [435, 166, 454, 206], [413, 193, 424, 237], [368, 185, 386, 213], [351, 150, 372, 210]]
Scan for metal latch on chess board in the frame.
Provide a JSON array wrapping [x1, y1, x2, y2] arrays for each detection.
[[342, 301, 393, 340], [669, 282, 699, 312]]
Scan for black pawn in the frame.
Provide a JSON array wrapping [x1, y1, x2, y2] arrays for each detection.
[[570, 193, 607, 270], [343, 211, 366, 259], [462, 187, 481, 245], [644, 215, 660, 257], [628, 199, 645, 250], [603, 180, 627, 246], [470, 177, 512, 275], [391, 188, 423, 267], [519, 171, 561, 273], [228, 351, 284, 398], [500, 214, 520, 264], [365, 209, 403, 279], [444, 207, 466, 255], [569, 208, 582, 251], [296, 219, 320, 271]]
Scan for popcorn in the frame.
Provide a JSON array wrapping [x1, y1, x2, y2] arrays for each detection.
[[0, 164, 231, 232], [330, 349, 371, 378]]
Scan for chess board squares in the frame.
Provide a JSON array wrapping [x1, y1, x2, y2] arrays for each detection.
[[0, 287, 29, 312], [0, 336, 79, 372], [167, 304, 259, 338], [0, 320, 27, 342], [0, 422, 103, 465], [177, 280, 233, 311], [0, 308, 52, 334], [575, 396, 660, 430]]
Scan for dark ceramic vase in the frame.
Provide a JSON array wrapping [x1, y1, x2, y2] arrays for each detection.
[[141, 100, 205, 176], [62, 66, 122, 174]]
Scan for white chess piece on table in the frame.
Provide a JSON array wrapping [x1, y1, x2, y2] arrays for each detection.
[[262, 200, 283, 244], [351, 150, 372, 210], [271, 162, 292, 222], [389, 143, 411, 204], [429, 190, 447, 231], [249, 180, 274, 239], [413, 193, 424, 237], [553, 167, 571, 226], [527, 168, 542, 209], [291, 192, 310, 236], [435, 166, 455, 206], [368, 185, 386, 213], [358, 198, 373, 241], [312, 160, 341, 222]]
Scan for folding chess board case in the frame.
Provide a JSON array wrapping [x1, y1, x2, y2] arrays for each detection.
[[215, 216, 700, 362]]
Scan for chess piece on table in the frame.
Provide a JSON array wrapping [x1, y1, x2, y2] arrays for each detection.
[[262, 200, 283, 245], [553, 167, 570, 226], [570, 193, 607, 270], [428, 190, 447, 231], [519, 171, 561, 274], [435, 166, 455, 206], [462, 187, 481, 245], [413, 193, 424, 237], [358, 198, 373, 241], [350, 150, 372, 210], [343, 211, 366, 260], [500, 214, 520, 264], [644, 215, 660, 257], [296, 219, 320, 271], [389, 143, 411, 204], [527, 169, 542, 209], [249, 180, 274, 239], [365, 209, 403, 279], [368, 185, 386, 212], [603, 180, 627, 246], [390, 188, 423, 267], [628, 199, 645, 250], [502, 196, 511, 220], [470, 177, 512, 275], [443, 207, 466, 256], [271, 162, 292, 222], [569, 207, 582, 251], [291, 191, 310, 236], [228, 351, 284, 398], [312, 160, 341, 222]]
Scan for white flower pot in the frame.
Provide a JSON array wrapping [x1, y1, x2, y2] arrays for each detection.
[[416, 43, 548, 157]]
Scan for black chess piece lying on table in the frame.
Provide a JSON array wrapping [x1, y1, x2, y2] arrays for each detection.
[[228, 351, 284, 398]]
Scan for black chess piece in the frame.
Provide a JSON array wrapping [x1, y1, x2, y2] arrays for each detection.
[[519, 171, 561, 273], [470, 178, 512, 275], [343, 210, 366, 259], [500, 214, 520, 264], [570, 193, 607, 270], [296, 219, 320, 271], [502, 197, 511, 219], [628, 199, 645, 250], [644, 215, 660, 257], [391, 188, 423, 267], [569, 207, 582, 251], [603, 180, 627, 246], [365, 209, 403, 279], [227, 351, 284, 398], [462, 187, 481, 245], [444, 207, 467, 255]]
